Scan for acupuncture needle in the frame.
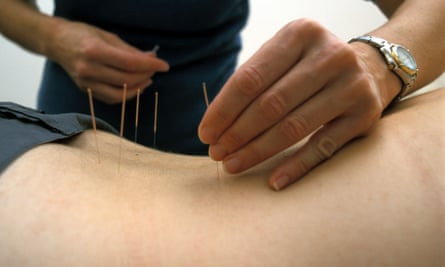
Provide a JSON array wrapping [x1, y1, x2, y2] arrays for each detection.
[[120, 84, 128, 138], [134, 88, 141, 143], [202, 82, 220, 180], [87, 88, 100, 163], [118, 83, 128, 173], [153, 91, 159, 149]]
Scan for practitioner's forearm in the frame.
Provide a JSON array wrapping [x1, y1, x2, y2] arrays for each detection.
[[0, 0, 65, 57], [370, 0, 445, 92], [373, 0, 403, 17]]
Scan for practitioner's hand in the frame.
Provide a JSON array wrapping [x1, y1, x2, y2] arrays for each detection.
[[46, 19, 170, 104], [199, 19, 401, 190]]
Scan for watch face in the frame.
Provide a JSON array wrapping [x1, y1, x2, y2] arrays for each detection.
[[394, 46, 418, 74]]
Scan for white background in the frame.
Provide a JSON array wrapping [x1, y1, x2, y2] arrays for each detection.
[[1, 0, 443, 107]]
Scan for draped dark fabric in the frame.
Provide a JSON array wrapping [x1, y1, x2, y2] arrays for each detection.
[[0, 102, 116, 173]]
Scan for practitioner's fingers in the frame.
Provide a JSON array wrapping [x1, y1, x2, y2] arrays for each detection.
[[198, 20, 308, 144], [268, 116, 373, 191]]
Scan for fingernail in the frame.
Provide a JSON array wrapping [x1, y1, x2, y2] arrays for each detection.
[[272, 176, 289, 191], [209, 144, 227, 160], [224, 157, 242, 173]]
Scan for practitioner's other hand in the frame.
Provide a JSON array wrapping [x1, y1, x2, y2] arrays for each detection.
[[199, 19, 401, 190], [46, 19, 170, 104]]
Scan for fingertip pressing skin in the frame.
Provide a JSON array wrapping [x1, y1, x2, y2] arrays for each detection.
[[208, 143, 227, 160], [222, 156, 243, 173]]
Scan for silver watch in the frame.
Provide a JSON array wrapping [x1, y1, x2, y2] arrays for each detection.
[[349, 35, 418, 100]]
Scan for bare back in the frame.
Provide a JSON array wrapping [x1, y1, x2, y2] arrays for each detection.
[[0, 90, 444, 266]]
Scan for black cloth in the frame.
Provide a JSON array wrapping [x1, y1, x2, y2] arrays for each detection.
[[0, 102, 117, 173]]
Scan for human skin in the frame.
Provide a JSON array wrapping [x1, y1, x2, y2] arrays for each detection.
[[198, 0, 445, 189], [0, 89, 444, 266], [0, 0, 170, 104], [2, 0, 444, 186]]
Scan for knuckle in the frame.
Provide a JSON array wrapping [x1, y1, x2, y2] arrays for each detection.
[[311, 145, 330, 164], [315, 137, 337, 159], [354, 71, 372, 88], [354, 78, 384, 113], [280, 114, 309, 142], [221, 131, 245, 151], [279, 19, 325, 52], [235, 65, 265, 97], [298, 138, 335, 171], [73, 61, 90, 78], [313, 42, 352, 73], [286, 18, 324, 39], [341, 71, 385, 117], [260, 92, 288, 121], [332, 41, 356, 62], [79, 38, 98, 57]]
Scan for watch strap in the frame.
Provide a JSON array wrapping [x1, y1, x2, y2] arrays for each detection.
[[348, 35, 417, 100]]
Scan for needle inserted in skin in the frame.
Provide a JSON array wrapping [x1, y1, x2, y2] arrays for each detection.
[[87, 88, 100, 163], [120, 84, 128, 138], [153, 91, 159, 149], [134, 88, 141, 143], [202, 82, 220, 180]]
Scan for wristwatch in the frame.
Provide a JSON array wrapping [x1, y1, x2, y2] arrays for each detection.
[[348, 35, 418, 100]]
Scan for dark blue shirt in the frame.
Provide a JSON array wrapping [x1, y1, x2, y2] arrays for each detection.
[[38, 0, 249, 155]]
